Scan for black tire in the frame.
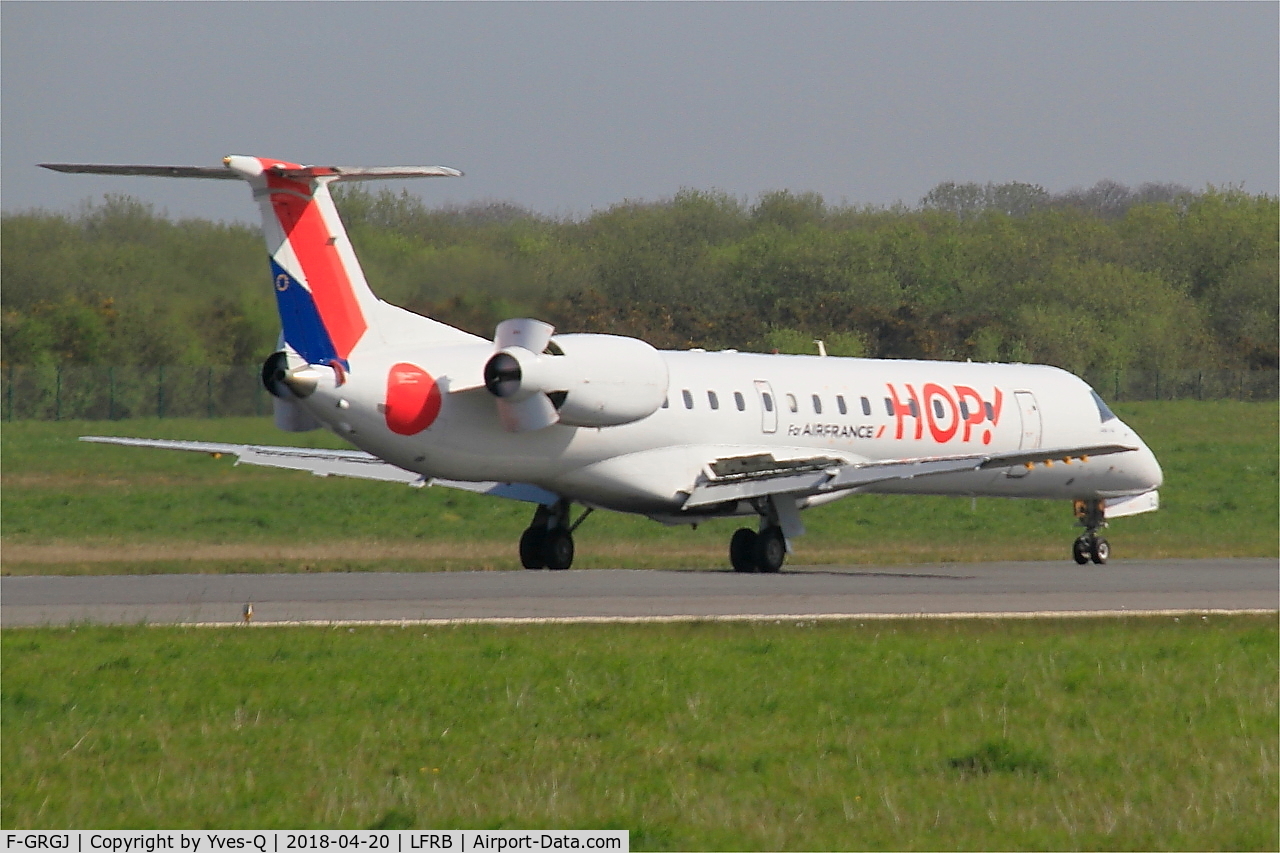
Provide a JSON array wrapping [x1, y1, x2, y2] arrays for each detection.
[[544, 528, 575, 570], [1089, 537, 1109, 565], [754, 527, 786, 573], [1072, 537, 1090, 565], [519, 527, 546, 570], [730, 528, 758, 573]]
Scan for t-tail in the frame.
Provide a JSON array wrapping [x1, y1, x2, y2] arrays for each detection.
[[41, 156, 483, 371]]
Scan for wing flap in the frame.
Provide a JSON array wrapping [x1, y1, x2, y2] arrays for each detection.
[[682, 444, 1139, 509], [431, 478, 559, 506], [683, 471, 834, 508]]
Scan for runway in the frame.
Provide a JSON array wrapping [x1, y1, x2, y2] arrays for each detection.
[[2, 558, 1275, 627]]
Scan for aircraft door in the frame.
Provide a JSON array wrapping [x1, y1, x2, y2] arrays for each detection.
[[1006, 390, 1042, 479], [1016, 391, 1043, 449], [754, 380, 778, 434]]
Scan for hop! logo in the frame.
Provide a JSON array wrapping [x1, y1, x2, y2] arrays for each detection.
[[886, 382, 1003, 445]]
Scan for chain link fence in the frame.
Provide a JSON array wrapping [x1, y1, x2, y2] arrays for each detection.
[[1, 364, 1275, 421], [1081, 369, 1278, 404], [2, 365, 271, 421]]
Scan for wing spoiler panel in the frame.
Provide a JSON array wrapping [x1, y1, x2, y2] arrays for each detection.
[[682, 444, 1138, 509]]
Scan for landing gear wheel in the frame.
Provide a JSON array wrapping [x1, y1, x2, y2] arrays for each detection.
[[543, 528, 575, 570], [519, 527, 546, 570], [754, 527, 786, 573], [1072, 499, 1111, 566], [730, 528, 758, 573]]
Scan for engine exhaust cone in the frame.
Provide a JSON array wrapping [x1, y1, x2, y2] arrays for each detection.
[[281, 366, 319, 398], [261, 351, 320, 399]]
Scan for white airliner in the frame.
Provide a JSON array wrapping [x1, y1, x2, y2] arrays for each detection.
[[45, 156, 1163, 571]]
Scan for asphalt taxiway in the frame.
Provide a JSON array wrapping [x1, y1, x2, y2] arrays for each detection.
[[1, 558, 1275, 627]]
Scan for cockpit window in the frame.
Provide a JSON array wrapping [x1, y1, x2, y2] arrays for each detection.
[[1090, 389, 1117, 423]]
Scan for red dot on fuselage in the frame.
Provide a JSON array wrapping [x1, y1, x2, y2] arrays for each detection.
[[982, 429, 992, 445], [385, 362, 442, 435]]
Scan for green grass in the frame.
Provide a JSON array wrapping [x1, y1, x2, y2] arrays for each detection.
[[3, 617, 1276, 848], [2, 401, 1276, 573]]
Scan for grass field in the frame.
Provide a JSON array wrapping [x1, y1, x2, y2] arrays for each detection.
[[3, 617, 1277, 848], [4, 403, 1277, 847], [2, 401, 1276, 574]]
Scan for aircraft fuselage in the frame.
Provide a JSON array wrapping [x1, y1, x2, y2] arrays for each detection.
[[298, 345, 1162, 518]]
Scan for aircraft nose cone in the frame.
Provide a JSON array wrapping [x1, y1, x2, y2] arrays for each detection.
[[1115, 419, 1163, 492], [1118, 439, 1163, 493], [1138, 444, 1164, 491]]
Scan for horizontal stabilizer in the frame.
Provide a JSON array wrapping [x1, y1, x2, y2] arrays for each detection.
[[41, 160, 462, 182], [319, 165, 464, 181], [41, 163, 239, 179]]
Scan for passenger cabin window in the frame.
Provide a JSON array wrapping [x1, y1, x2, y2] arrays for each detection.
[[860, 396, 871, 416], [837, 395, 847, 415], [707, 390, 719, 410], [984, 401, 994, 421], [890, 399, 919, 416], [933, 399, 945, 419], [959, 400, 969, 420], [682, 390, 694, 409], [786, 394, 798, 413], [762, 393, 774, 412], [812, 394, 823, 414], [734, 391, 746, 411], [662, 396, 669, 409]]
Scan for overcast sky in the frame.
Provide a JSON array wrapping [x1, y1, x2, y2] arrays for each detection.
[[3, 1, 1277, 223]]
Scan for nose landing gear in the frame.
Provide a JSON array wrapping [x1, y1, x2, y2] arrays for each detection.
[[1072, 499, 1109, 564], [1072, 533, 1109, 565]]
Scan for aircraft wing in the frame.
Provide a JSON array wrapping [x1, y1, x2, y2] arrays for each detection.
[[78, 436, 557, 504], [682, 444, 1138, 509]]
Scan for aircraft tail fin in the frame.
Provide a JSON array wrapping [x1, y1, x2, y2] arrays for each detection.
[[41, 156, 484, 368]]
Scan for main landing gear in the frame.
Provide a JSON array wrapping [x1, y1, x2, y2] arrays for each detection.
[[729, 496, 798, 573], [519, 499, 592, 570], [1072, 499, 1109, 565], [729, 526, 787, 573]]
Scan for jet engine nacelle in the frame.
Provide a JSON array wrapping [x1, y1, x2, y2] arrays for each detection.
[[484, 333, 669, 428], [261, 350, 320, 432]]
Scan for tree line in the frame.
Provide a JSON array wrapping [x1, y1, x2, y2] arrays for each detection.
[[2, 180, 1275, 375]]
